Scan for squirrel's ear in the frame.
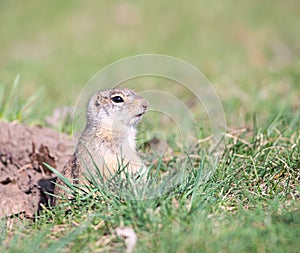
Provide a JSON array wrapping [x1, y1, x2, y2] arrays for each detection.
[[95, 95, 101, 107]]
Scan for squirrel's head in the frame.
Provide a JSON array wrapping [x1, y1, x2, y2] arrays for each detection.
[[86, 88, 148, 131]]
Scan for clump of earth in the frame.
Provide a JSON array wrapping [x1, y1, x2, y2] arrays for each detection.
[[0, 121, 73, 218]]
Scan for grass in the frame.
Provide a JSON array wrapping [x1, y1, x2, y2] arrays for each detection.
[[0, 75, 44, 123], [1, 115, 299, 252], [0, 0, 300, 252]]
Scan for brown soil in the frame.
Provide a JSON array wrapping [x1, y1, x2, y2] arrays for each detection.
[[0, 121, 73, 218]]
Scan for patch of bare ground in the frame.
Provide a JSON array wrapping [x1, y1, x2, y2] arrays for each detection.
[[0, 121, 73, 218]]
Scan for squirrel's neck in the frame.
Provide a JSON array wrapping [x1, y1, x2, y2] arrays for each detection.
[[83, 123, 137, 152], [125, 126, 137, 151]]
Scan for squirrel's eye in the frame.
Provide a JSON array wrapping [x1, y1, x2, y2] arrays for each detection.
[[110, 95, 124, 103]]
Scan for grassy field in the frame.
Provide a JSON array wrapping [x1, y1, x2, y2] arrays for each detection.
[[1, 0, 300, 252]]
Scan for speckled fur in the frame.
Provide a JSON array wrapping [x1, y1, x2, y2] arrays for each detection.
[[54, 88, 148, 202]]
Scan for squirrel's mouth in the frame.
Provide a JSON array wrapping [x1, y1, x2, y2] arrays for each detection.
[[135, 108, 147, 118], [135, 112, 144, 118], [130, 108, 147, 126], [130, 111, 146, 126]]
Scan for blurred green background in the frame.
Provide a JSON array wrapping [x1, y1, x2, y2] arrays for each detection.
[[1, 2, 299, 252], [0, 0, 299, 127]]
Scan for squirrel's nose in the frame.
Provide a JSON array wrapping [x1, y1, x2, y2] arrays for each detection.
[[141, 98, 149, 110], [136, 95, 148, 110]]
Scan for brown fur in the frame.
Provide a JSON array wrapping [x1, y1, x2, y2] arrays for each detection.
[[54, 88, 148, 202]]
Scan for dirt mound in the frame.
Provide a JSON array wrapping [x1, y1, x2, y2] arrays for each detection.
[[0, 121, 73, 218]]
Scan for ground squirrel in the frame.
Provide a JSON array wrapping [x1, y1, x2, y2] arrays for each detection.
[[54, 88, 148, 201]]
